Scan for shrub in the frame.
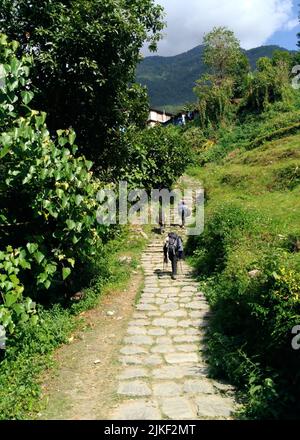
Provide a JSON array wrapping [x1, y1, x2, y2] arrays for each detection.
[[189, 202, 300, 419], [0, 35, 107, 335], [120, 125, 192, 190], [188, 204, 256, 274], [241, 56, 294, 113], [273, 164, 300, 191]]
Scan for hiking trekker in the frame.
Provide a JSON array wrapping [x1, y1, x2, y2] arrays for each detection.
[[178, 200, 190, 229], [163, 232, 184, 280], [158, 203, 166, 235]]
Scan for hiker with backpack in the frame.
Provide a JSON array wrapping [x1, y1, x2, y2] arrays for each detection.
[[163, 232, 184, 280], [178, 200, 191, 229]]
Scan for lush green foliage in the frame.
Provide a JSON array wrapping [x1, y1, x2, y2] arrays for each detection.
[[187, 128, 300, 419], [191, 106, 300, 165], [242, 53, 294, 112], [120, 125, 192, 190], [194, 27, 250, 129], [0, 35, 107, 335], [0, 228, 146, 419], [0, 0, 164, 170], [195, 76, 235, 128], [194, 28, 296, 131], [203, 27, 249, 81]]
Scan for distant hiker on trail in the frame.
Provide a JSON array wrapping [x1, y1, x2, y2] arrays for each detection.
[[178, 200, 190, 229], [163, 232, 184, 280], [158, 203, 166, 235]]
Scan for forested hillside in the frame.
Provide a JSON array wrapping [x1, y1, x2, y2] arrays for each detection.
[[136, 44, 292, 110]]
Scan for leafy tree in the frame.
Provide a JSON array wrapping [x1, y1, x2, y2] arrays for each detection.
[[120, 125, 192, 191], [231, 52, 251, 97], [203, 27, 249, 81], [194, 27, 249, 128], [195, 27, 296, 126], [272, 49, 294, 69], [125, 83, 150, 130], [0, 34, 107, 333], [242, 54, 294, 112], [0, 0, 164, 172], [194, 75, 234, 128]]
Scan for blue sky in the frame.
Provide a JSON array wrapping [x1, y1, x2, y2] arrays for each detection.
[[145, 0, 300, 56], [267, 0, 299, 49]]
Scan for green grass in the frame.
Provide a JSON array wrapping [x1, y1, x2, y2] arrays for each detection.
[[0, 227, 148, 420], [193, 107, 300, 165], [186, 128, 300, 419], [188, 133, 300, 238]]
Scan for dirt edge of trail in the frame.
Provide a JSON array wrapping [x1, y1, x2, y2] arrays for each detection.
[[39, 271, 144, 420]]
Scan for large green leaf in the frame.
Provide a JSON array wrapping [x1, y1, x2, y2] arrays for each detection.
[[62, 267, 71, 280], [75, 195, 83, 206], [66, 219, 76, 230], [0, 144, 11, 159], [5, 292, 18, 307], [21, 90, 34, 105], [69, 132, 76, 145], [26, 243, 39, 255], [34, 251, 45, 264]]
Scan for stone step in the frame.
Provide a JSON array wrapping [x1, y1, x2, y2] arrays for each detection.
[[110, 212, 237, 420]]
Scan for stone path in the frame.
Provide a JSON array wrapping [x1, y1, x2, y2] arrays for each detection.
[[109, 233, 237, 420]]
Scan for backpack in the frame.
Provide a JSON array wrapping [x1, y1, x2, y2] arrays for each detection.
[[167, 233, 178, 257], [166, 233, 183, 258]]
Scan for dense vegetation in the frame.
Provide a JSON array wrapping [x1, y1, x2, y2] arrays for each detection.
[[0, 0, 164, 171], [185, 27, 300, 419], [0, 0, 193, 420], [121, 125, 192, 190], [0, 35, 109, 332], [187, 134, 300, 419], [0, 227, 147, 419], [0, 12, 188, 332], [0, 0, 299, 421], [136, 44, 292, 109]]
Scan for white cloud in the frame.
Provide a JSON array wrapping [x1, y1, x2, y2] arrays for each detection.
[[144, 0, 298, 56], [284, 18, 299, 30]]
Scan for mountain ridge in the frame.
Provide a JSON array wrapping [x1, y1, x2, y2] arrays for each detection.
[[136, 44, 292, 110]]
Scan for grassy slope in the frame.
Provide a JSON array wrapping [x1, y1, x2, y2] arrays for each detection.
[[188, 133, 300, 240], [187, 131, 300, 419]]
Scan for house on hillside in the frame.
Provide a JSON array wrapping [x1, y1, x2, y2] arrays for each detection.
[[147, 109, 173, 127], [164, 109, 199, 127]]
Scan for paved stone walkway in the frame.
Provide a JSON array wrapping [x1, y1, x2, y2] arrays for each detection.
[[109, 233, 237, 420]]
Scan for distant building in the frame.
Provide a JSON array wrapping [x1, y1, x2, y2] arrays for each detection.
[[163, 109, 199, 127], [147, 109, 173, 127]]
